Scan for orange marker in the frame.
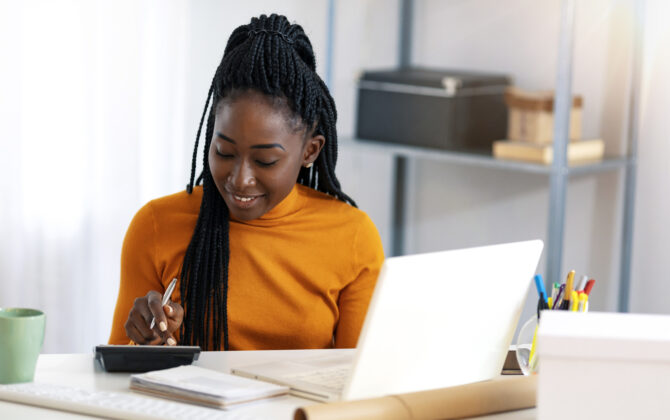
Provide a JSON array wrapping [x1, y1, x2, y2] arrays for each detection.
[[583, 279, 596, 296]]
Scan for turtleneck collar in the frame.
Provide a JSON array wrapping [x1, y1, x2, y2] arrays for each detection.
[[229, 183, 304, 227]]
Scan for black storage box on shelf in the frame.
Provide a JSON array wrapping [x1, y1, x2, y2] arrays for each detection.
[[355, 68, 511, 152]]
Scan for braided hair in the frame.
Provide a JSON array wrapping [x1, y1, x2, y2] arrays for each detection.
[[180, 14, 353, 350]]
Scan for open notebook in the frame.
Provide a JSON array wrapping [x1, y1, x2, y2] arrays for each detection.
[[232, 240, 544, 402], [130, 365, 289, 409]]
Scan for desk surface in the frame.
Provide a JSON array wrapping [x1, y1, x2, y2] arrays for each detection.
[[0, 349, 536, 419]]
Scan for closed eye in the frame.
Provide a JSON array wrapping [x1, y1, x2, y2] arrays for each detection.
[[256, 160, 278, 167], [215, 150, 234, 159]]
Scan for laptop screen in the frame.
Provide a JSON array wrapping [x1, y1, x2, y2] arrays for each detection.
[[343, 240, 543, 400]]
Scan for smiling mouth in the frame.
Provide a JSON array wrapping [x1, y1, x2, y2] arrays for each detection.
[[228, 191, 264, 208], [234, 195, 255, 202]]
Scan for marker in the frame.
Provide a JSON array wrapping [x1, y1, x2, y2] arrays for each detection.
[[576, 274, 588, 292], [578, 292, 588, 312], [534, 274, 548, 305], [547, 297, 553, 309], [583, 279, 596, 295], [536, 293, 549, 318], [570, 291, 579, 311], [561, 270, 575, 310]]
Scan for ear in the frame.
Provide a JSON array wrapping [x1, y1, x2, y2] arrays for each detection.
[[302, 134, 325, 168]]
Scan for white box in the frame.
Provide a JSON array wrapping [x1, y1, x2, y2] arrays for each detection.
[[537, 311, 670, 420]]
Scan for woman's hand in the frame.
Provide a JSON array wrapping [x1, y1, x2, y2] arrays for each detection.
[[124, 290, 184, 345]]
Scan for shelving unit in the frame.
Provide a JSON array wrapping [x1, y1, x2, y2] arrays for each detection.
[[341, 139, 629, 176], [332, 0, 641, 311]]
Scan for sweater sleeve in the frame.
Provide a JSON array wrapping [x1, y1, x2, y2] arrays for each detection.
[[334, 214, 385, 348], [108, 201, 162, 344]]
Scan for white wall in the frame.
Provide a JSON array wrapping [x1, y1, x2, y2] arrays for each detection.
[[630, 0, 670, 313], [332, 0, 400, 254]]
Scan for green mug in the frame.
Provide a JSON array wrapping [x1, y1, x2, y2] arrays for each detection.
[[0, 308, 46, 384]]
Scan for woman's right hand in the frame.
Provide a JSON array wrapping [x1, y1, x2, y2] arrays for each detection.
[[124, 290, 184, 345]]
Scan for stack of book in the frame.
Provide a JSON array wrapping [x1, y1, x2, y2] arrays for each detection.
[[493, 87, 604, 164]]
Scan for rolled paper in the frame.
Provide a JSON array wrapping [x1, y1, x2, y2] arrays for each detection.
[[294, 375, 537, 420]]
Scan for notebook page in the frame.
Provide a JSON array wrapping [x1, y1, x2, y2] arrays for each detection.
[[132, 365, 288, 401]]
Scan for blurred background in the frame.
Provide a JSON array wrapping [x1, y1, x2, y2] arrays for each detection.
[[1, 0, 668, 353]]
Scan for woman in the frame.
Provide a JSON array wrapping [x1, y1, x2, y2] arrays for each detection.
[[109, 14, 384, 350]]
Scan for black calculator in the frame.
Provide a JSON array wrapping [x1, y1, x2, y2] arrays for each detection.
[[95, 345, 201, 373]]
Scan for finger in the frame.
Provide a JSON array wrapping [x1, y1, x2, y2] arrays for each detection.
[[146, 335, 164, 346], [166, 333, 177, 346], [147, 290, 168, 333], [126, 322, 158, 345], [163, 302, 184, 333], [129, 320, 164, 345], [133, 302, 159, 339], [125, 322, 144, 344], [127, 310, 158, 342]]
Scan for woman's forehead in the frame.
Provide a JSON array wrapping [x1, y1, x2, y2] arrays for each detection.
[[214, 93, 306, 146], [218, 91, 305, 132]]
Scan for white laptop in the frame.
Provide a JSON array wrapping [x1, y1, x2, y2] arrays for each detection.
[[232, 239, 543, 402]]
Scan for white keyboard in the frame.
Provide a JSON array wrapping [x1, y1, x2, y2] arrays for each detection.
[[286, 366, 351, 392], [0, 382, 257, 420]]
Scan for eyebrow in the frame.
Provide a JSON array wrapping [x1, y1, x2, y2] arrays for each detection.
[[216, 132, 286, 151]]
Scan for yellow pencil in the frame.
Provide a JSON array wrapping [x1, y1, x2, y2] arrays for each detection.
[[528, 325, 539, 373], [570, 290, 579, 311]]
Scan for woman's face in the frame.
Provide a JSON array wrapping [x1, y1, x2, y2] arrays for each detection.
[[208, 91, 324, 221]]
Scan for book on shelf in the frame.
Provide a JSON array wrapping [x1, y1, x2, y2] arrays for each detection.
[[130, 365, 289, 409], [492, 138, 605, 164]]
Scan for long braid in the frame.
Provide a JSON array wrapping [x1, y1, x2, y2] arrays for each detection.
[[187, 84, 214, 193], [180, 14, 352, 350]]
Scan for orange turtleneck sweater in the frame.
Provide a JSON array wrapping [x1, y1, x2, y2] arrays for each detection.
[[108, 184, 384, 350]]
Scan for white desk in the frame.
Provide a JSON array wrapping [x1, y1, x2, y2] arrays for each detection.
[[0, 349, 536, 419]]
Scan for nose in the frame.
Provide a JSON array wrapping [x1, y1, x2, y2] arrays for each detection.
[[228, 159, 256, 190]]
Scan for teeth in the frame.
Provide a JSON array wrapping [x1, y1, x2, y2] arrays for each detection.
[[234, 195, 254, 202]]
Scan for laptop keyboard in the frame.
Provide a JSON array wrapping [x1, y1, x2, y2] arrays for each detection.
[[285, 366, 351, 392], [0, 382, 255, 420]]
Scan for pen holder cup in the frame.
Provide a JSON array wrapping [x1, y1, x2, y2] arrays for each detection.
[[515, 316, 539, 375]]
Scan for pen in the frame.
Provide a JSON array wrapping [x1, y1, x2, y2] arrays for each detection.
[[553, 284, 565, 309], [149, 278, 178, 330], [561, 270, 575, 310], [550, 282, 560, 304]]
